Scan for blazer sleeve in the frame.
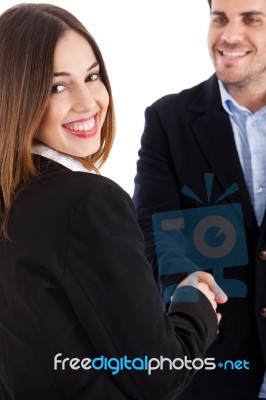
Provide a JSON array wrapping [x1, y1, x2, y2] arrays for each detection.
[[61, 177, 217, 400]]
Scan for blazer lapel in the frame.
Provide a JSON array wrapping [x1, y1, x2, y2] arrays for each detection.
[[189, 75, 257, 232]]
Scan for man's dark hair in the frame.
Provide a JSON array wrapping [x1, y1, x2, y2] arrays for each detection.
[[208, 0, 211, 7]]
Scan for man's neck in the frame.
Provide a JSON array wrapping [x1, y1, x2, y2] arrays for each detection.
[[224, 83, 266, 113]]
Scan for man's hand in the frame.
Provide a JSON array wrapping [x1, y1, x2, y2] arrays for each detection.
[[178, 271, 228, 323]]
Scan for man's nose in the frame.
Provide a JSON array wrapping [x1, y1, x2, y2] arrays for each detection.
[[221, 22, 245, 44]]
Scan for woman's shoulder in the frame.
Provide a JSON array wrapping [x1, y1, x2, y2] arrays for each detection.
[[12, 157, 136, 238], [33, 156, 132, 207]]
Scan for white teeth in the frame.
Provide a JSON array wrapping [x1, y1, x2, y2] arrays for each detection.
[[222, 51, 247, 58], [65, 117, 95, 132], [88, 118, 95, 129]]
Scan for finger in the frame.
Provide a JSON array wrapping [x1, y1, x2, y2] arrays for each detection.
[[178, 272, 198, 288], [197, 271, 228, 303], [197, 282, 217, 310], [215, 295, 228, 304], [217, 312, 222, 325]]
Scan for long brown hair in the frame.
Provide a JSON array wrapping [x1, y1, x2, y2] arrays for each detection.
[[0, 3, 115, 238]]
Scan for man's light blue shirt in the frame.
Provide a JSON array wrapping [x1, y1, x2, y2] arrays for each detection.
[[219, 80, 266, 398]]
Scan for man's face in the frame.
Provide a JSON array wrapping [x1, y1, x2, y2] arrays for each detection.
[[208, 0, 266, 89]]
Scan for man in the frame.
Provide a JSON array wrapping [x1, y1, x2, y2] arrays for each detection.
[[133, 0, 266, 399]]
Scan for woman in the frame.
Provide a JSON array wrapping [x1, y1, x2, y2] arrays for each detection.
[[0, 4, 226, 399]]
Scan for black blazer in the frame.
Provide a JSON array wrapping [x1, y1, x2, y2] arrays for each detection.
[[0, 156, 217, 399], [134, 74, 266, 400]]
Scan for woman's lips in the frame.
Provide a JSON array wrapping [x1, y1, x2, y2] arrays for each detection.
[[62, 115, 98, 139]]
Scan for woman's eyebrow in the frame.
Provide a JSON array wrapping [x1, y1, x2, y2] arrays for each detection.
[[53, 61, 99, 77]]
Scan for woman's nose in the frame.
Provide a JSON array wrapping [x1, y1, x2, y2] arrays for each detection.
[[72, 84, 96, 113]]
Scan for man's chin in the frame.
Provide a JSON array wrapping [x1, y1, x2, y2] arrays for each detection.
[[215, 71, 247, 88]]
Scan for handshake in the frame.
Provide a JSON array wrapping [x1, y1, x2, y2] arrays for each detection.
[[178, 271, 228, 324]]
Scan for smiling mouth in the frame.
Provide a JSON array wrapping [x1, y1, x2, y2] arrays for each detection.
[[62, 115, 99, 139], [63, 117, 96, 132], [218, 50, 250, 58]]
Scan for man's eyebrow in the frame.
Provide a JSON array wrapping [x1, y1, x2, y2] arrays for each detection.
[[240, 11, 265, 17], [210, 11, 227, 16], [53, 61, 99, 77], [211, 10, 266, 17]]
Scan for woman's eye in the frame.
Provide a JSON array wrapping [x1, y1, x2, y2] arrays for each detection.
[[51, 83, 67, 94], [86, 72, 101, 82]]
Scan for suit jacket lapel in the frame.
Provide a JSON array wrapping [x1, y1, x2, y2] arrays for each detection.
[[189, 74, 257, 232]]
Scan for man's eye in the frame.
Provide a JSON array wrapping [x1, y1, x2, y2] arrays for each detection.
[[51, 83, 67, 94], [213, 17, 227, 24], [245, 17, 259, 24]]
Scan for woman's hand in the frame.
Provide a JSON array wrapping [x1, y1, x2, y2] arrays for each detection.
[[178, 271, 228, 323]]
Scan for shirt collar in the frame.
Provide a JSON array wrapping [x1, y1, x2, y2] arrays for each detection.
[[31, 142, 92, 173], [218, 80, 251, 117]]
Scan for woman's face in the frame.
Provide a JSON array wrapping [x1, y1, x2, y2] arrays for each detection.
[[36, 30, 109, 157]]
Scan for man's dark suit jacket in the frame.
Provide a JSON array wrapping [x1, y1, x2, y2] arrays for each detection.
[[0, 156, 217, 399], [134, 74, 266, 400]]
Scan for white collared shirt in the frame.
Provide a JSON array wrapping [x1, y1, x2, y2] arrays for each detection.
[[31, 142, 95, 173]]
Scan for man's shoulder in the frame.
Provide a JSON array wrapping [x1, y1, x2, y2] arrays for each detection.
[[150, 74, 218, 111]]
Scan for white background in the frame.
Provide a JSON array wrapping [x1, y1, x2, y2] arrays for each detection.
[[0, 0, 214, 195]]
